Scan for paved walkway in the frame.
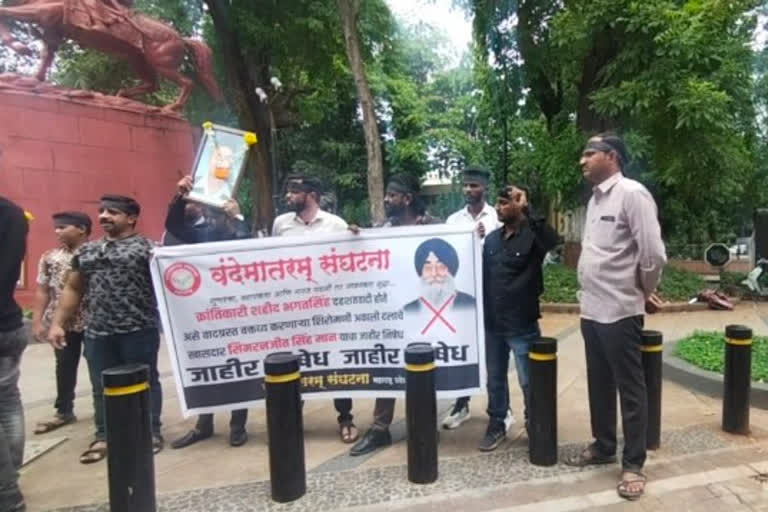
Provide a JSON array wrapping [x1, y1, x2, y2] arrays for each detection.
[[17, 303, 768, 511]]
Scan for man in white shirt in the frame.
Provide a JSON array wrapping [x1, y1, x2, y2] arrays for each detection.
[[272, 175, 349, 236], [271, 175, 359, 444], [442, 167, 514, 432], [566, 133, 666, 501]]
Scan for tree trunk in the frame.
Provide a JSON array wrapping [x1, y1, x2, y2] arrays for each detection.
[[204, 0, 274, 234], [337, 0, 385, 225]]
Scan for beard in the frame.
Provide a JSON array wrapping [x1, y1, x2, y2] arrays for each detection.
[[289, 197, 306, 213], [385, 203, 404, 218], [420, 274, 457, 307]]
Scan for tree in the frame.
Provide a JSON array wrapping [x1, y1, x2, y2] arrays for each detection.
[[466, 0, 764, 243], [338, 0, 385, 225]]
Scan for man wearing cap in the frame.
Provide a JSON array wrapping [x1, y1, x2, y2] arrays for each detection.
[[479, 184, 559, 451], [442, 166, 502, 430], [350, 174, 440, 456], [166, 176, 251, 449], [0, 193, 29, 512], [566, 133, 666, 501], [31, 212, 92, 435], [49, 195, 164, 464], [272, 174, 359, 444]]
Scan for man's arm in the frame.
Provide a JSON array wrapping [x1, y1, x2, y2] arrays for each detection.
[[31, 284, 51, 340], [530, 215, 561, 257], [165, 195, 203, 244], [625, 188, 667, 297], [48, 271, 85, 348]]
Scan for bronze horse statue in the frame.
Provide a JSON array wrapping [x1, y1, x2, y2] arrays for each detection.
[[0, 0, 221, 111]]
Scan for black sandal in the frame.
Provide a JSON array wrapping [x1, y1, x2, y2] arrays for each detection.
[[565, 446, 617, 467], [617, 471, 646, 500]]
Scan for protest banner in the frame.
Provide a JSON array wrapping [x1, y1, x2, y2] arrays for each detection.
[[151, 224, 485, 416]]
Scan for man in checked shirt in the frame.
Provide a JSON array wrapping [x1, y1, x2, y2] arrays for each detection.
[[566, 133, 666, 501]]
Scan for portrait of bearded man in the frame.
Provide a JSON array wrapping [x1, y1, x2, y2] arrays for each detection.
[[403, 238, 475, 315]]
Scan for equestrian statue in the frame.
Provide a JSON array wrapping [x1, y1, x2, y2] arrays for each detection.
[[0, 0, 221, 112]]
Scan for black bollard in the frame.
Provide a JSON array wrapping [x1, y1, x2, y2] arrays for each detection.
[[641, 330, 663, 450], [405, 342, 438, 484], [723, 325, 753, 435], [103, 364, 156, 512], [529, 338, 557, 466], [265, 353, 306, 502]]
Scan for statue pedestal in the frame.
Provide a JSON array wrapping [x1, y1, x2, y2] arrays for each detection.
[[0, 88, 197, 307]]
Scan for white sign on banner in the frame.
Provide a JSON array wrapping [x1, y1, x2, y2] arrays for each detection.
[[151, 224, 485, 416]]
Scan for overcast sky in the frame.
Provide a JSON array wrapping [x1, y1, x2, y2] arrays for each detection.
[[385, 0, 473, 64]]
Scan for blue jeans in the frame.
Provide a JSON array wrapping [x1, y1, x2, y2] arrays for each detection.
[[84, 328, 162, 441], [0, 325, 28, 509], [485, 323, 541, 424]]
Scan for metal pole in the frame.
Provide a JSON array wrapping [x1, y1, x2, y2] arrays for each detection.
[[405, 343, 438, 484], [723, 324, 752, 435], [641, 330, 663, 450], [528, 337, 557, 466], [103, 364, 156, 512], [265, 353, 306, 502]]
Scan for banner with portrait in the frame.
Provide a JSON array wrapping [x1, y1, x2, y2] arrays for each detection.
[[151, 225, 485, 416]]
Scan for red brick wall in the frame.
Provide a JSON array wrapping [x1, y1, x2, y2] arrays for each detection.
[[0, 90, 196, 307]]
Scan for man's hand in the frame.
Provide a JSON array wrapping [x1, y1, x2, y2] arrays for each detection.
[[476, 222, 486, 239], [348, 224, 361, 235], [222, 200, 242, 219], [47, 324, 67, 350], [32, 321, 46, 342], [645, 292, 664, 314], [177, 175, 193, 196]]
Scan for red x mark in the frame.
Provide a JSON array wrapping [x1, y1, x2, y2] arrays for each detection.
[[420, 294, 457, 335]]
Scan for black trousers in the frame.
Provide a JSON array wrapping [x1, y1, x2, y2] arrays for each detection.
[[581, 316, 647, 471], [196, 410, 248, 433], [54, 331, 84, 415]]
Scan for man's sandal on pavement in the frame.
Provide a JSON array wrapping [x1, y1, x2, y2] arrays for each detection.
[[34, 413, 76, 435], [617, 471, 646, 500], [79, 440, 107, 464], [564, 446, 617, 467]]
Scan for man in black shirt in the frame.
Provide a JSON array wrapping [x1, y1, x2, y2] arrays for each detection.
[[165, 176, 251, 449], [479, 185, 559, 452], [0, 195, 29, 512]]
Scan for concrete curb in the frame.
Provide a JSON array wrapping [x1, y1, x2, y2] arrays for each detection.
[[662, 337, 768, 410], [542, 298, 742, 314]]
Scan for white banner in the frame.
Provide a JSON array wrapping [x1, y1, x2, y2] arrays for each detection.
[[151, 224, 485, 416]]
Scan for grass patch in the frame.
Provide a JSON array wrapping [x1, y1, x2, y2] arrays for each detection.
[[542, 264, 580, 303], [656, 266, 706, 302], [676, 330, 768, 383], [541, 264, 706, 303]]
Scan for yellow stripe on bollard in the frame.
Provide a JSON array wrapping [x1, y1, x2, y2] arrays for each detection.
[[265, 372, 301, 383], [640, 345, 663, 353], [529, 352, 556, 361], [104, 381, 149, 396], [726, 338, 753, 346], [406, 362, 436, 372]]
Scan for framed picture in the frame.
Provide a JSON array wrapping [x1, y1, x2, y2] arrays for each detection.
[[187, 123, 257, 209]]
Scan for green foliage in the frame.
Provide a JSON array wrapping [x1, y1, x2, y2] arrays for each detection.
[[676, 331, 768, 382], [541, 263, 706, 303], [657, 266, 706, 301], [719, 271, 750, 297], [466, 0, 766, 243], [541, 264, 580, 303]]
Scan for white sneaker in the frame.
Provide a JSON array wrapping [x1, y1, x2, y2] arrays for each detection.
[[504, 409, 516, 432], [442, 402, 471, 430]]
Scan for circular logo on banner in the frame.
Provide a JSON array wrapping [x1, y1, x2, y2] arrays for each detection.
[[164, 263, 202, 296]]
